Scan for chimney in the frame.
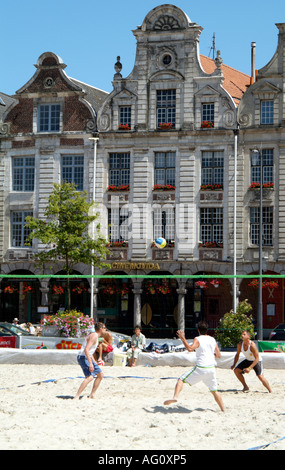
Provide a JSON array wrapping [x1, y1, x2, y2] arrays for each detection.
[[250, 42, 256, 85]]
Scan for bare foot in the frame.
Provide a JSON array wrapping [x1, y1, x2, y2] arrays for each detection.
[[242, 386, 249, 392], [164, 399, 178, 406]]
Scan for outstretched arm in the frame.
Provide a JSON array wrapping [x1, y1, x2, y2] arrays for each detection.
[[176, 330, 199, 352]]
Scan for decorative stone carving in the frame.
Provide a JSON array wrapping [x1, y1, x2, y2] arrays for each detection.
[[214, 50, 223, 70], [239, 113, 251, 127], [98, 113, 110, 131], [114, 56, 122, 79], [0, 123, 9, 135], [86, 119, 96, 132], [154, 15, 180, 30], [223, 110, 235, 128]]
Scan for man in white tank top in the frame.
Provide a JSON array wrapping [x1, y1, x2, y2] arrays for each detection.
[[164, 321, 225, 412], [231, 330, 272, 393], [74, 322, 106, 400]]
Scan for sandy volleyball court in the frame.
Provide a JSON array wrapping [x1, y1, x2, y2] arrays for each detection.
[[0, 364, 284, 451]]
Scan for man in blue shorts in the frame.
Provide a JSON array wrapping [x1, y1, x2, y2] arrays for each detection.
[[74, 322, 105, 400]]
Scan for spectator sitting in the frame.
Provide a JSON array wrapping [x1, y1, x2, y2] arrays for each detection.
[[94, 329, 113, 365], [27, 322, 36, 335], [127, 325, 146, 367]]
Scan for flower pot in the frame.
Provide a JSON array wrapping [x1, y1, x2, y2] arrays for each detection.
[[41, 326, 60, 337]]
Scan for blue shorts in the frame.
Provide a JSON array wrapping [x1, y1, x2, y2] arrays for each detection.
[[77, 355, 102, 378]]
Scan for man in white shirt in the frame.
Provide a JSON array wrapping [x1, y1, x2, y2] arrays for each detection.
[[164, 321, 224, 411]]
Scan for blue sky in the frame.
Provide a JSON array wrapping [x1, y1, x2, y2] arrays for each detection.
[[1, 0, 284, 96]]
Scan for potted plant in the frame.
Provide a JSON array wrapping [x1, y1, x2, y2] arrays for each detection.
[[103, 284, 117, 295], [3, 285, 18, 294], [249, 182, 274, 190], [264, 280, 279, 289], [53, 285, 64, 295], [200, 184, 223, 191], [72, 285, 87, 294], [201, 120, 214, 128], [22, 283, 34, 294], [204, 241, 217, 248], [215, 300, 254, 348], [158, 122, 173, 130], [248, 279, 279, 289], [107, 184, 130, 192], [118, 123, 131, 131], [153, 184, 175, 191], [195, 280, 208, 289], [118, 283, 130, 295], [210, 279, 221, 288], [42, 310, 94, 338], [157, 284, 171, 294], [107, 240, 128, 248], [145, 280, 156, 294]]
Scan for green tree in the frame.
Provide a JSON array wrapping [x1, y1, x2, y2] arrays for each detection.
[[25, 182, 110, 309], [215, 300, 255, 348]]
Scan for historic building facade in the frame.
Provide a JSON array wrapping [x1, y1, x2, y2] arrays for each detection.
[[0, 52, 108, 324], [0, 5, 284, 338]]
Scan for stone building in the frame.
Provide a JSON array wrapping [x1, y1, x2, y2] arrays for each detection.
[[0, 5, 284, 338], [0, 52, 107, 323]]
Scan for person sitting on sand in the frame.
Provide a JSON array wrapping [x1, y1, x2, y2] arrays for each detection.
[[126, 325, 146, 367], [74, 322, 105, 400], [94, 329, 113, 365], [231, 330, 272, 393], [164, 321, 225, 412]]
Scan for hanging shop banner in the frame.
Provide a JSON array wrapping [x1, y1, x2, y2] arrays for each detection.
[[19, 336, 84, 350], [258, 341, 285, 353]]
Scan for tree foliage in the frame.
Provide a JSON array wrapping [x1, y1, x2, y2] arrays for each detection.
[[215, 300, 255, 348], [25, 182, 110, 307]]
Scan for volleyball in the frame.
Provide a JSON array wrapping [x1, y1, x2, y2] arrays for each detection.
[[155, 237, 167, 249]]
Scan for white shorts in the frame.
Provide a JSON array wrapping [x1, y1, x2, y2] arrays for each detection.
[[180, 365, 218, 392]]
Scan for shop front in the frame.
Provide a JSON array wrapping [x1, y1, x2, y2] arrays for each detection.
[[239, 271, 283, 337], [0, 270, 41, 324]]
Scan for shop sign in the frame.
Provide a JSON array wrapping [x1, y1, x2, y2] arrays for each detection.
[[111, 262, 160, 270], [258, 341, 285, 353], [0, 336, 17, 348], [19, 336, 84, 350]]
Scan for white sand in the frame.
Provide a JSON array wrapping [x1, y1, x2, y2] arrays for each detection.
[[0, 364, 284, 451]]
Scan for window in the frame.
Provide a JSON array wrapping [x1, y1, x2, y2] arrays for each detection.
[[157, 90, 176, 128], [250, 207, 273, 246], [251, 149, 273, 185], [260, 100, 273, 125], [11, 211, 32, 247], [62, 156, 84, 190], [38, 104, 60, 132], [119, 107, 131, 128], [200, 208, 223, 243], [202, 103, 214, 126], [108, 208, 129, 242], [155, 152, 175, 186], [201, 151, 224, 186], [109, 153, 130, 186], [153, 207, 175, 243], [12, 157, 35, 191]]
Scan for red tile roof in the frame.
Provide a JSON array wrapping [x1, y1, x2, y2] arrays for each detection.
[[200, 55, 250, 105]]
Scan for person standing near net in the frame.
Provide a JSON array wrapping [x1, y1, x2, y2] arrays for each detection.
[[74, 322, 106, 400], [164, 321, 225, 412], [231, 330, 272, 393]]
